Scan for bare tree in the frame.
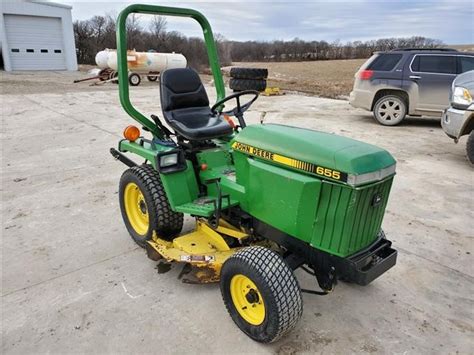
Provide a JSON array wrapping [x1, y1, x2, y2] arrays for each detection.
[[73, 20, 93, 64], [126, 14, 142, 50], [215, 33, 232, 66], [149, 15, 167, 39]]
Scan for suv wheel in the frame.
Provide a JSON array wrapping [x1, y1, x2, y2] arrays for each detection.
[[373, 95, 407, 126], [467, 131, 474, 165]]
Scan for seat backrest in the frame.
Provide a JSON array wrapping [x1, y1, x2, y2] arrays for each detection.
[[160, 68, 209, 113]]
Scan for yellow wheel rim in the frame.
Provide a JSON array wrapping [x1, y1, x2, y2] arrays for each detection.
[[124, 182, 149, 235], [230, 274, 265, 325]]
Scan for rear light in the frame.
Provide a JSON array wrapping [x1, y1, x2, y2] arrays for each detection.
[[359, 70, 374, 80]]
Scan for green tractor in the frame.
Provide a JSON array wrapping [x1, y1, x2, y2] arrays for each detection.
[[111, 4, 398, 343]]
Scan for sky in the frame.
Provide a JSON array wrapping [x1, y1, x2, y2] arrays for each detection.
[[62, 0, 474, 44]]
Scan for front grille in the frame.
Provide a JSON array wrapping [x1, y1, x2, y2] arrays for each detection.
[[311, 177, 393, 257]]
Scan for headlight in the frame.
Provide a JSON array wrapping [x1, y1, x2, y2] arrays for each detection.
[[156, 150, 186, 174], [452, 86, 473, 108], [346, 164, 396, 186], [160, 153, 178, 167]]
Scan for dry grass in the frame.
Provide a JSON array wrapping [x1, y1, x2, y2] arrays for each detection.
[[451, 44, 474, 52], [223, 59, 367, 99]]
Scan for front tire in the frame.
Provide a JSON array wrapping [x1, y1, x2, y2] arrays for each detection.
[[119, 165, 183, 247], [467, 131, 474, 164], [373, 95, 407, 126], [220, 247, 303, 343]]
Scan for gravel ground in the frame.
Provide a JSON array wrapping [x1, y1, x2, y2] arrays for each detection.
[[1, 71, 473, 354]]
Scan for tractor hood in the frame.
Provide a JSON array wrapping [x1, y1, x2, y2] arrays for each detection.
[[231, 124, 396, 186]]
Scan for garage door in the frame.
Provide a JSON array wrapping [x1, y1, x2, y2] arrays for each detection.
[[4, 14, 66, 70]]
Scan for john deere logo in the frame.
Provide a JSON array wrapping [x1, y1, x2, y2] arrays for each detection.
[[372, 193, 383, 207]]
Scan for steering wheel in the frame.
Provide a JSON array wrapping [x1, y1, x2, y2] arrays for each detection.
[[211, 90, 259, 128]]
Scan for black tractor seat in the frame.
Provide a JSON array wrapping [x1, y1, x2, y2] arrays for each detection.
[[160, 68, 233, 141]]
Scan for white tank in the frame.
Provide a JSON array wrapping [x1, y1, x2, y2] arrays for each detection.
[[95, 49, 187, 73], [95, 50, 110, 69]]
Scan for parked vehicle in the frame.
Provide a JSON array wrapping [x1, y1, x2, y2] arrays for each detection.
[[441, 70, 474, 164], [350, 49, 474, 125]]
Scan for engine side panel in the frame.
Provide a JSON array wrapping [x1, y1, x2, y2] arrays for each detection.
[[240, 157, 321, 243]]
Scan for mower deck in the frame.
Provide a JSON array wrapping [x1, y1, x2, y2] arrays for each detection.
[[145, 219, 247, 283]]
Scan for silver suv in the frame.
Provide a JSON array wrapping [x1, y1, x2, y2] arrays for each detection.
[[349, 49, 474, 125]]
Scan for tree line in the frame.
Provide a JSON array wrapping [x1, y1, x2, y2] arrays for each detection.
[[228, 37, 443, 62], [73, 14, 443, 69]]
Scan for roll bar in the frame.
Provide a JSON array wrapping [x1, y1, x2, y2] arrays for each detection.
[[116, 4, 226, 138]]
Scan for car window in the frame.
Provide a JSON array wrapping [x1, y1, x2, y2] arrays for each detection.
[[411, 55, 457, 74], [368, 54, 403, 71], [459, 56, 474, 73]]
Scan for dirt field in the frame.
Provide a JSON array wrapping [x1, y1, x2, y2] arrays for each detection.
[[0, 66, 220, 96], [223, 59, 366, 98], [224, 45, 474, 98], [8, 60, 367, 99], [0, 59, 365, 99], [1, 71, 473, 354], [452, 44, 474, 52]]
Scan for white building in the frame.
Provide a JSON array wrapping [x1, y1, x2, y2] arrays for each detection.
[[0, 0, 77, 71]]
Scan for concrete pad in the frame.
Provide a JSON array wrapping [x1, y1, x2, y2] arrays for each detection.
[[1, 73, 473, 354]]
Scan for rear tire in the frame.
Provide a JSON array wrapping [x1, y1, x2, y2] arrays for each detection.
[[230, 67, 268, 80], [119, 165, 183, 247], [373, 95, 407, 126], [147, 75, 158, 82], [467, 131, 474, 164], [229, 78, 267, 92], [220, 246, 303, 343]]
